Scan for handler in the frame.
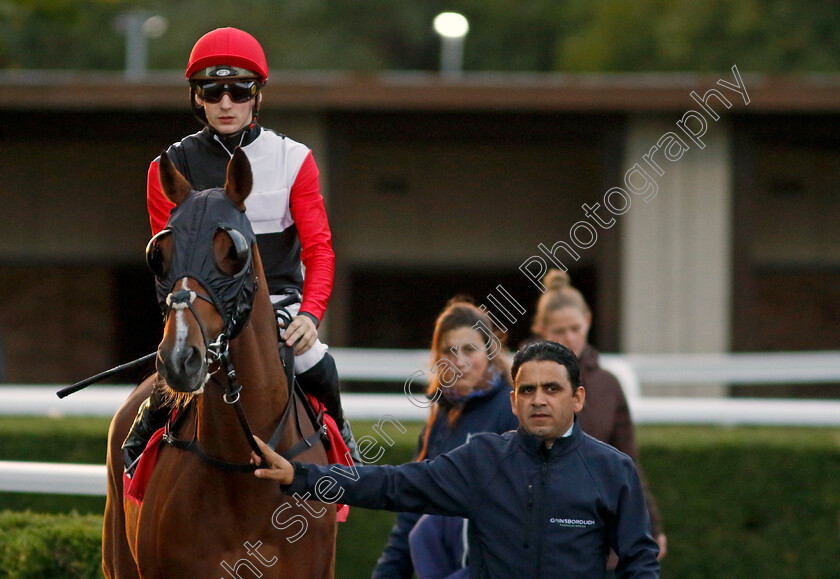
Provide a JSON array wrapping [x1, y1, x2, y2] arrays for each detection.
[[252, 341, 660, 578], [123, 27, 358, 470], [528, 268, 666, 572]]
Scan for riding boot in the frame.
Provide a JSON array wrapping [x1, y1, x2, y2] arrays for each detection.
[[122, 388, 170, 476], [296, 352, 362, 465]]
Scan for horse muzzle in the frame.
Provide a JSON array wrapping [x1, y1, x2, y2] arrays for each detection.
[[156, 344, 209, 393]]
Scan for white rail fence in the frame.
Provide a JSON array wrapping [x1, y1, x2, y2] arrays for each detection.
[[0, 462, 106, 496], [1, 350, 839, 496]]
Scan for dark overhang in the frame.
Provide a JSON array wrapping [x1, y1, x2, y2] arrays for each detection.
[[1, 70, 838, 113]]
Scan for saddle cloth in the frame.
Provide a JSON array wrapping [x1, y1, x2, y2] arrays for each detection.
[[124, 395, 350, 522]]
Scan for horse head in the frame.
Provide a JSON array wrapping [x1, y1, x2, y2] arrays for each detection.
[[146, 148, 257, 394]]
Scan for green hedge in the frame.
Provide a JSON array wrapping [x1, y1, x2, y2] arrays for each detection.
[[0, 511, 102, 579], [637, 426, 840, 578], [2, 418, 840, 578]]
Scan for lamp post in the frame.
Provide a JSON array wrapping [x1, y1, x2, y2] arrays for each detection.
[[114, 11, 168, 81], [433, 12, 469, 75]]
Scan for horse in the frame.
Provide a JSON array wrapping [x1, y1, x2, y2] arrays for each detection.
[[102, 148, 337, 578]]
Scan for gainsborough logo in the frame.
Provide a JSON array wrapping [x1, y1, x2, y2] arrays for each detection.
[[550, 517, 596, 528]]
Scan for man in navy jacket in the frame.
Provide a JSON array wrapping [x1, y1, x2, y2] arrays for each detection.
[[252, 341, 660, 578]]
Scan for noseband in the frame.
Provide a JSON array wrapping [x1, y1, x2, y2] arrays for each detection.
[[164, 287, 214, 354], [161, 284, 242, 378]]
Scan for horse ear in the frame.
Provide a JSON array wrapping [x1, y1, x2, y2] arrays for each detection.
[[225, 147, 253, 209], [158, 151, 192, 206]]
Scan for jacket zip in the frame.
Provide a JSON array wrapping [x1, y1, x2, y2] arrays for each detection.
[[535, 459, 548, 577], [526, 480, 534, 551]]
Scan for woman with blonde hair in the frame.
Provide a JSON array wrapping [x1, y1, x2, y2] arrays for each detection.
[[531, 269, 667, 571], [373, 297, 518, 579]]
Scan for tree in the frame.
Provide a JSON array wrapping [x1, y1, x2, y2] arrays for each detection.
[[1, 0, 839, 73]]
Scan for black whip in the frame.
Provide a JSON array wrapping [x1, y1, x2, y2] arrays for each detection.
[[56, 352, 156, 399]]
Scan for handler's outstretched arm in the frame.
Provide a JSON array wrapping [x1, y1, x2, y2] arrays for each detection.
[[253, 432, 477, 519], [251, 436, 295, 484]]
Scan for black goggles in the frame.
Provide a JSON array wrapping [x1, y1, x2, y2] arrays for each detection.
[[194, 80, 259, 104]]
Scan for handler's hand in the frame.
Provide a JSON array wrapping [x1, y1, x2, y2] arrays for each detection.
[[656, 533, 667, 560], [282, 314, 317, 355], [251, 436, 295, 485]]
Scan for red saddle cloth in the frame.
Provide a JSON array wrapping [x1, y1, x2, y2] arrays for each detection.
[[123, 426, 165, 506], [305, 394, 351, 522], [123, 395, 351, 522]]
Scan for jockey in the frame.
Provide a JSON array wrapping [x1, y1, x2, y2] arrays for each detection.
[[123, 27, 360, 471]]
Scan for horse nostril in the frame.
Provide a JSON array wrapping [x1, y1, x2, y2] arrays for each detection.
[[183, 345, 204, 376]]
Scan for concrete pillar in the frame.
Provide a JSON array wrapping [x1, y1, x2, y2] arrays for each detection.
[[620, 115, 732, 395]]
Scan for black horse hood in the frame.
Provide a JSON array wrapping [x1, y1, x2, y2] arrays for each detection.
[[151, 187, 257, 337]]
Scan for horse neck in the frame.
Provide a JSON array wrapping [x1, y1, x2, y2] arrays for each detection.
[[196, 276, 288, 459]]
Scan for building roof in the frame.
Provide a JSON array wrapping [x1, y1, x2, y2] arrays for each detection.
[[2, 70, 839, 113]]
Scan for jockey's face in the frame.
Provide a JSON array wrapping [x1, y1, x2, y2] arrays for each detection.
[[438, 326, 490, 396], [196, 90, 261, 135]]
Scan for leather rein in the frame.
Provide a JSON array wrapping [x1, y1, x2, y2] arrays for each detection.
[[159, 287, 326, 473]]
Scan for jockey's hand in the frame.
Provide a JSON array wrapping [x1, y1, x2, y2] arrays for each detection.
[[283, 314, 318, 355], [251, 436, 295, 485]]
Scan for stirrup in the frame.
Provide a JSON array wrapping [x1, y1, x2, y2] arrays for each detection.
[[124, 454, 143, 478]]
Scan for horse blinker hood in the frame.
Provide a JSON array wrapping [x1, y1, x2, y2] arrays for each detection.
[[147, 188, 257, 340]]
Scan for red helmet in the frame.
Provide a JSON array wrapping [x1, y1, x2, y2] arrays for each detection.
[[186, 28, 268, 82]]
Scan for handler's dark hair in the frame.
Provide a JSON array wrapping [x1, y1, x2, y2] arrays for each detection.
[[511, 341, 581, 391]]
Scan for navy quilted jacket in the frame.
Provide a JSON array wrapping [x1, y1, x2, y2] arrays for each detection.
[[285, 422, 660, 578], [373, 373, 518, 578]]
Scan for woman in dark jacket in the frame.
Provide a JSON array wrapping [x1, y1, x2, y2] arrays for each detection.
[[529, 269, 666, 571], [372, 298, 519, 579]]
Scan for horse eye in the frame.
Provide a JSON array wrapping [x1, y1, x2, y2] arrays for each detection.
[[214, 227, 250, 275], [145, 230, 172, 277]]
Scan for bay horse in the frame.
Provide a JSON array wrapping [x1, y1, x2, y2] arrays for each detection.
[[103, 148, 336, 578]]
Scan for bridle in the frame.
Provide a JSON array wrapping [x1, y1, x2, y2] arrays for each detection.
[[149, 202, 325, 471], [158, 273, 326, 473]]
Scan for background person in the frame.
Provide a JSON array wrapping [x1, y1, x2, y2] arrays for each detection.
[[529, 269, 666, 567], [252, 341, 661, 578], [408, 514, 469, 579], [374, 298, 519, 578], [123, 27, 358, 471]]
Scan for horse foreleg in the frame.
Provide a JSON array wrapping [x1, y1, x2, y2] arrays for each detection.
[[323, 522, 338, 579], [103, 430, 140, 577], [102, 380, 153, 578]]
